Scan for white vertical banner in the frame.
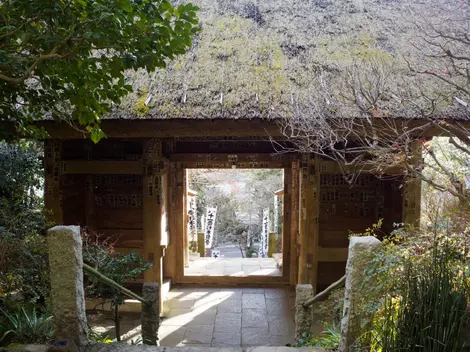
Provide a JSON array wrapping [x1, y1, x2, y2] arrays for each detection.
[[187, 196, 197, 243], [259, 208, 269, 258], [204, 207, 217, 249]]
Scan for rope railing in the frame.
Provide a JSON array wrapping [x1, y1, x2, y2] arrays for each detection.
[[302, 275, 346, 308], [82, 263, 148, 304]]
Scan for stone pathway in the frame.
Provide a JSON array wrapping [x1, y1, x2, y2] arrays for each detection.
[[159, 287, 295, 348], [184, 258, 282, 277], [88, 287, 295, 348]]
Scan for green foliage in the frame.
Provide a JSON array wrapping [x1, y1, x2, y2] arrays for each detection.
[[0, 306, 54, 346], [0, 0, 199, 141], [359, 226, 470, 351], [294, 323, 341, 348], [314, 287, 345, 326], [87, 328, 113, 344], [371, 243, 468, 351], [0, 141, 49, 302], [82, 234, 152, 306]]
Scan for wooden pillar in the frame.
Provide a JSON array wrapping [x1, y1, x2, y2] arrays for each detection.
[[197, 232, 205, 258], [44, 140, 63, 224], [85, 175, 95, 232], [142, 139, 165, 309], [403, 141, 422, 227], [174, 163, 187, 282], [289, 160, 300, 286], [268, 232, 277, 258], [163, 162, 177, 281], [282, 167, 292, 282], [298, 155, 320, 292]]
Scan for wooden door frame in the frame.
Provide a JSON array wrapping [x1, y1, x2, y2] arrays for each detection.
[[168, 154, 298, 286]]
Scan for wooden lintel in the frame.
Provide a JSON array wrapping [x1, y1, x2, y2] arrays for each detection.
[[62, 160, 143, 174], [170, 153, 295, 162], [20, 119, 284, 139], [317, 248, 349, 262], [3, 117, 468, 140]]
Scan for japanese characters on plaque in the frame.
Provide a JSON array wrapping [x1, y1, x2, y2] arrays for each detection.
[[259, 208, 270, 258], [204, 207, 217, 249], [188, 196, 198, 243]]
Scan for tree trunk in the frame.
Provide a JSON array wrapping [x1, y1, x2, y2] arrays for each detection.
[[114, 304, 121, 341]]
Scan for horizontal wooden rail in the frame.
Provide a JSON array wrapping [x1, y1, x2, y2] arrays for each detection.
[[83, 263, 147, 304], [303, 275, 346, 308]]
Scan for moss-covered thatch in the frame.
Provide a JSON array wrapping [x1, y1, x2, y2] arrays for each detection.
[[112, 0, 466, 120]]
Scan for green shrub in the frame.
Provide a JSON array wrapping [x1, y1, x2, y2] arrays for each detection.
[[0, 141, 49, 303], [294, 323, 340, 348], [373, 243, 467, 351], [0, 306, 54, 346], [359, 226, 470, 351], [82, 233, 151, 341]]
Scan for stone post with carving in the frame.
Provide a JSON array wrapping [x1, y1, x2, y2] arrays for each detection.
[[48, 226, 88, 348], [339, 236, 381, 351]]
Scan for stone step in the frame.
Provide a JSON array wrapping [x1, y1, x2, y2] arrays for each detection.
[[4, 345, 323, 352]]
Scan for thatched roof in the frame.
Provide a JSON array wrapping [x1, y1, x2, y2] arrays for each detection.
[[111, 0, 469, 120]]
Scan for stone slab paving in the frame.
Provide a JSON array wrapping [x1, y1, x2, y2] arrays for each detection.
[[88, 287, 296, 348], [185, 258, 281, 277], [159, 286, 295, 348]]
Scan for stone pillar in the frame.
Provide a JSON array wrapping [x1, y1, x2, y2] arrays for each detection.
[[47, 226, 88, 348], [295, 284, 314, 337], [141, 282, 160, 345], [339, 236, 381, 352]]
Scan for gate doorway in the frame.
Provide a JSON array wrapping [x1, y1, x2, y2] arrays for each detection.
[[168, 153, 298, 286], [185, 169, 284, 278]]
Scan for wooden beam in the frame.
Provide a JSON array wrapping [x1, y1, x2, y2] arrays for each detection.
[[4, 117, 468, 140], [44, 140, 63, 224], [169, 153, 294, 169], [317, 248, 349, 262], [24, 119, 284, 139], [62, 160, 143, 175]]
